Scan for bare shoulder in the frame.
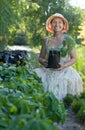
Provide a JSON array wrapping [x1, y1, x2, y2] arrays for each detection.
[[42, 38, 47, 44], [41, 37, 49, 46]]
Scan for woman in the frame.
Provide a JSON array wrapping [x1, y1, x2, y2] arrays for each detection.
[[34, 13, 83, 101]]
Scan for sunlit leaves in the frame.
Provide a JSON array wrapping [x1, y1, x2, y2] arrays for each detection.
[[78, 21, 85, 44]]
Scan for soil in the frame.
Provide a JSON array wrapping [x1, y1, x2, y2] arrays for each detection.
[[55, 107, 85, 130]]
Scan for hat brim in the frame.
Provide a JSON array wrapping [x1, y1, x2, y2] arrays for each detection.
[[46, 15, 69, 33]]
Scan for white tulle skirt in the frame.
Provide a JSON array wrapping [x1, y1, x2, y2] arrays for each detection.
[[34, 67, 83, 101]]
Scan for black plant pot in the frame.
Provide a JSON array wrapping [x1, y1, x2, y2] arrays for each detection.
[[46, 50, 60, 69]]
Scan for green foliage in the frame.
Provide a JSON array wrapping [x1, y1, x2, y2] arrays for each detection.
[[80, 92, 85, 99], [6, 119, 58, 130], [56, 35, 76, 57], [0, 0, 85, 47], [0, 0, 20, 35], [0, 63, 66, 129], [64, 7, 85, 42], [13, 32, 28, 45], [26, 1, 85, 46], [43, 92, 67, 123], [77, 107, 85, 123], [78, 21, 85, 45], [0, 36, 7, 51], [71, 99, 85, 114], [73, 45, 85, 89], [27, 51, 41, 69], [63, 94, 74, 107], [26, 119, 58, 130], [28, 0, 67, 45]]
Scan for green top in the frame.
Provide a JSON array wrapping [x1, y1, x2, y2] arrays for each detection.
[[46, 35, 76, 57]]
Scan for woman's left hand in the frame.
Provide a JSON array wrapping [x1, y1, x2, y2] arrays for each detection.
[[56, 63, 67, 71], [49, 64, 67, 71]]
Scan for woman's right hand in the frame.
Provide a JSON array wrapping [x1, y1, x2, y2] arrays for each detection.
[[39, 58, 48, 67]]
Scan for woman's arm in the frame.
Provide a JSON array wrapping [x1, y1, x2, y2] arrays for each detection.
[[39, 39, 48, 67], [65, 48, 76, 67], [57, 48, 76, 70]]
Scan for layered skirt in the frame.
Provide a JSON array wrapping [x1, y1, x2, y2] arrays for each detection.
[[34, 67, 83, 101]]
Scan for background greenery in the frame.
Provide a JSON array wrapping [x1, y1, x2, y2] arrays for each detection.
[[0, 0, 85, 47]]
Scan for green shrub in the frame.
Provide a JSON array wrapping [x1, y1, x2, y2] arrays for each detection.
[[63, 94, 74, 107], [0, 64, 66, 129], [73, 46, 85, 91], [77, 107, 85, 123], [0, 36, 7, 51], [13, 32, 28, 45], [80, 92, 85, 99], [7, 119, 59, 130], [43, 92, 67, 124], [71, 99, 85, 114]]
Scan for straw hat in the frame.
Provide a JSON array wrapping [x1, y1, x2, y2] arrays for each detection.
[[46, 13, 69, 33]]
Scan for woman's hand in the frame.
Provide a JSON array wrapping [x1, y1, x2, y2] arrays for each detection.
[[48, 64, 67, 71], [42, 59, 48, 67], [39, 58, 48, 67], [56, 63, 67, 71]]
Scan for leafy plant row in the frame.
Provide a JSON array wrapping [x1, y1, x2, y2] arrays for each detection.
[[0, 63, 67, 130], [63, 93, 85, 124]]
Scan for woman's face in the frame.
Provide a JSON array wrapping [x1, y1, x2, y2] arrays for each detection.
[[51, 17, 64, 32]]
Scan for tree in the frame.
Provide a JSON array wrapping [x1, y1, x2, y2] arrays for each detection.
[[0, 0, 20, 36], [25, 0, 70, 45], [0, 0, 28, 48], [0, 0, 85, 47], [63, 7, 85, 43], [24, 0, 84, 46]]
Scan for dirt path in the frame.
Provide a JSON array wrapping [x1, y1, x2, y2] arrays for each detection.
[[55, 108, 85, 130]]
